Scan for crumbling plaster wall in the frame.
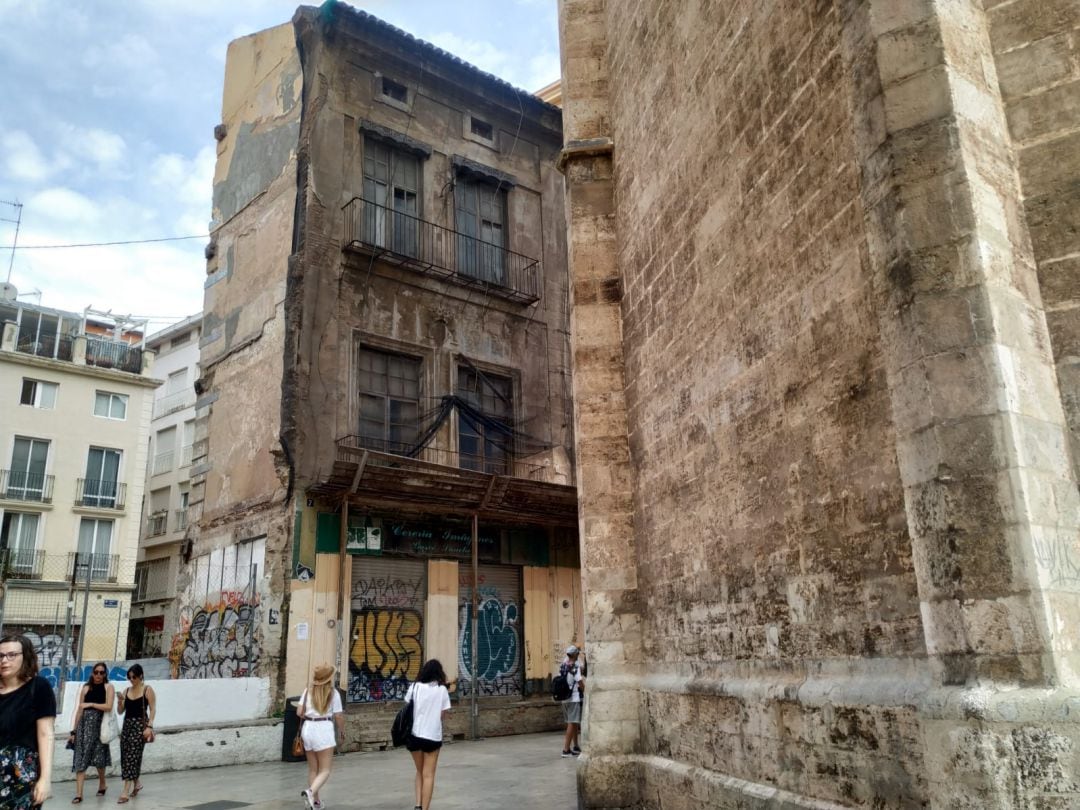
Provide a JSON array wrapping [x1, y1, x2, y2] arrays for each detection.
[[287, 7, 573, 489], [189, 22, 302, 705]]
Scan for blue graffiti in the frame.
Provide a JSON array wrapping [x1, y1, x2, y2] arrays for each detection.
[[39, 664, 127, 689], [459, 598, 521, 695]]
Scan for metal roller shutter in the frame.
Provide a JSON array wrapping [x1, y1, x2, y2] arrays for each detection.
[[347, 557, 427, 702], [458, 564, 523, 696]]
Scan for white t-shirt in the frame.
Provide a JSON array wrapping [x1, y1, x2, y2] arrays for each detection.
[[406, 681, 451, 741], [299, 688, 343, 718]]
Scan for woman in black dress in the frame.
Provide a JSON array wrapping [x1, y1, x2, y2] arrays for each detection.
[[0, 634, 56, 809], [116, 664, 155, 804], [67, 661, 114, 802]]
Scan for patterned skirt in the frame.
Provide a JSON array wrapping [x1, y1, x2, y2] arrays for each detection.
[[119, 716, 147, 781], [72, 708, 111, 772], [0, 745, 40, 810]]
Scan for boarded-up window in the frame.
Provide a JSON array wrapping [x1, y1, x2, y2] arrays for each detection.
[[348, 557, 426, 702], [458, 564, 523, 696]]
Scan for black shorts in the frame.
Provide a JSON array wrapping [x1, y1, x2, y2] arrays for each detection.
[[405, 734, 442, 753]]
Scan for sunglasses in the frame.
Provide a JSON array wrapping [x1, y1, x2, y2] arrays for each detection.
[[93, 670, 106, 675]]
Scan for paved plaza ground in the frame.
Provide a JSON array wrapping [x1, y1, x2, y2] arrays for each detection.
[[56, 732, 578, 810]]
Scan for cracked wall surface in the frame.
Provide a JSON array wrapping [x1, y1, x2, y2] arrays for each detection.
[[559, 0, 1080, 807]]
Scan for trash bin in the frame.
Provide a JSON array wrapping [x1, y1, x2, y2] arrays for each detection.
[[282, 695, 304, 762]]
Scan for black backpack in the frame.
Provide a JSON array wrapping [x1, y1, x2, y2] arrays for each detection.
[[550, 668, 572, 701], [391, 695, 414, 747]]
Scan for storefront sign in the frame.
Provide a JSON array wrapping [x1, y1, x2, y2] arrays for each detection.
[[380, 519, 501, 561]]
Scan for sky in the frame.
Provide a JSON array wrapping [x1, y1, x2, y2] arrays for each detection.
[[0, 0, 561, 333]]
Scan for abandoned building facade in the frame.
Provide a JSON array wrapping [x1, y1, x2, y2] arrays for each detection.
[[186, 1, 581, 742], [560, 0, 1080, 808]]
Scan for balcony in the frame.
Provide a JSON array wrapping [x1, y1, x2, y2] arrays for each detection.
[[0, 470, 54, 503], [153, 390, 195, 419], [179, 444, 193, 468], [342, 196, 541, 304], [85, 336, 143, 374], [74, 478, 126, 510], [305, 436, 578, 528], [1, 548, 45, 580], [133, 558, 171, 602], [175, 508, 188, 532], [16, 331, 74, 362], [68, 551, 120, 583], [147, 510, 168, 537], [153, 450, 174, 476]]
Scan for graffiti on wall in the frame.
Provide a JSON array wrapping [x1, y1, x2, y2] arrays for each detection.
[[347, 573, 425, 702], [457, 588, 522, 696], [169, 594, 260, 679], [6, 626, 127, 687]]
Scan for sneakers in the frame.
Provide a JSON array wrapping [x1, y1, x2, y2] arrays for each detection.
[[561, 749, 574, 758], [571, 746, 582, 755], [301, 788, 314, 809]]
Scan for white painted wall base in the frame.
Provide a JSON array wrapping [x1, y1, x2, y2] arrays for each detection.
[[52, 719, 283, 783]]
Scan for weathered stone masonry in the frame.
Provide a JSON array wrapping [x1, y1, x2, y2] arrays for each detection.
[[560, 1, 1080, 807]]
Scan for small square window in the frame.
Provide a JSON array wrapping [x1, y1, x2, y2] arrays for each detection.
[[170, 331, 191, 349], [381, 77, 408, 104], [20, 379, 57, 409], [470, 117, 494, 141], [94, 391, 128, 420]]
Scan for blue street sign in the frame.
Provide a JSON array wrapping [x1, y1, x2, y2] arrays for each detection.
[[103, 599, 119, 608]]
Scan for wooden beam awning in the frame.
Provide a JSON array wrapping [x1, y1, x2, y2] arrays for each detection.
[[306, 445, 579, 527]]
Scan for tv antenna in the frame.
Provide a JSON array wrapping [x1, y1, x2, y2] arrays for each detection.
[[1, 200, 23, 284]]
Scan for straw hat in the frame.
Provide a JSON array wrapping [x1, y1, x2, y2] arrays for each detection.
[[312, 664, 334, 686]]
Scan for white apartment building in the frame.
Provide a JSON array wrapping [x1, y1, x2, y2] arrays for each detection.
[[128, 314, 201, 658], [0, 300, 158, 666]]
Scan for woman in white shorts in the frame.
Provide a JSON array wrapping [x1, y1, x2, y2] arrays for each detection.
[[298, 665, 344, 809], [404, 659, 452, 810]]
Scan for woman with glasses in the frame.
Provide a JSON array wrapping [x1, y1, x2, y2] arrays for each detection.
[[116, 664, 155, 803], [0, 634, 57, 809], [68, 661, 114, 802]]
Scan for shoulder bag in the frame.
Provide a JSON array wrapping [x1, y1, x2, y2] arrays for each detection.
[[291, 693, 307, 757], [99, 687, 119, 745], [390, 685, 414, 748]]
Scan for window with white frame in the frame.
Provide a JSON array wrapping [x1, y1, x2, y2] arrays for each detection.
[[0, 511, 40, 575], [19, 379, 57, 409], [93, 391, 128, 420], [7, 437, 49, 501], [76, 517, 113, 581], [83, 447, 121, 507]]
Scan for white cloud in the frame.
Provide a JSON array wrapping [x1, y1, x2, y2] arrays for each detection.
[[57, 126, 127, 167], [427, 31, 514, 80], [2, 131, 54, 183], [27, 187, 99, 225]]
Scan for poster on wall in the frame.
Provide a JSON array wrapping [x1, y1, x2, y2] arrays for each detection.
[[346, 515, 383, 554]]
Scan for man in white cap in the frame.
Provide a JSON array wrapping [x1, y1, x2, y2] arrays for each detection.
[[559, 645, 585, 757]]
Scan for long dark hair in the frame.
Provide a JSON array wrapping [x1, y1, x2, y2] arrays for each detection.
[[417, 659, 447, 686], [0, 634, 38, 683], [86, 661, 109, 685]]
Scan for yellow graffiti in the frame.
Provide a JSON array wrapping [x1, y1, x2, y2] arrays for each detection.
[[349, 608, 422, 680]]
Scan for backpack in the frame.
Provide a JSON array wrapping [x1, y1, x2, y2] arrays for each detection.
[[391, 687, 414, 747], [550, 668, 572, 701]]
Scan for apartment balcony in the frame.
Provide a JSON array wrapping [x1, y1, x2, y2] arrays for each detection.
[[15, 331, 74, 362], [305, 435, 578, 527], [179, 444, 193, 468], [342, 196, 541, 305], [68, 552, 120, 584], [133, 558, 171, 602], [152, 450, 174, 477], [0, 470, 55, 503], [1, 548, 45, 580], [74, 478, 126, 510], [175, 508, 188, 532], [147, 510, 168, 537], [153, 390, 195, 419], [84, 336, 143, 374]]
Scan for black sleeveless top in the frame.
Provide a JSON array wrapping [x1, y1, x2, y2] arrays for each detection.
[[85, 681, 107, 707], [124, 692, 148, 721]]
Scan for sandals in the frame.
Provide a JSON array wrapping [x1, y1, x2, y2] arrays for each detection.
[[71, 798, 82, 805], [97, 787, 107, 796], [117, 797, 129, 805], [133, 783, 142, 796]]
